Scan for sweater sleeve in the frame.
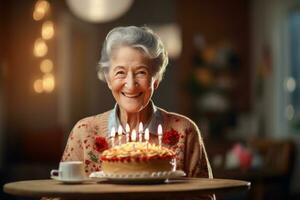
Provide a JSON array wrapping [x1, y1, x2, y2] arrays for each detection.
[[184, 122, 213, 178], [61, 121, 84, 162]]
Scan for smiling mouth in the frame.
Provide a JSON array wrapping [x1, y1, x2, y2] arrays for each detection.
[[121, 92, 142, 98]]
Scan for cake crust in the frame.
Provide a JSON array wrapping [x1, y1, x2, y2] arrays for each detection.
[[100, 142, 176, 174]]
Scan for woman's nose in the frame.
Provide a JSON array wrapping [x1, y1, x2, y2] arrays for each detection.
[[125, 73, 137, 89]]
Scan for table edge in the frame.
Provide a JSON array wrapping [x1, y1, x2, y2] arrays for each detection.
[[3, 178, 251, 198]]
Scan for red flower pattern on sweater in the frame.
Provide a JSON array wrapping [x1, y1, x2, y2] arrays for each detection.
[[94, 136, 108, 152], [163, 128, 180, 146]]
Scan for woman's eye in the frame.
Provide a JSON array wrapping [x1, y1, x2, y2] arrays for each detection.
[[136, 70, 147, 75], [115, 71, 125, 76]]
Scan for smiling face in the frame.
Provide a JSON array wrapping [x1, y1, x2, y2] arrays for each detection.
[[106, 46, 158, 114]]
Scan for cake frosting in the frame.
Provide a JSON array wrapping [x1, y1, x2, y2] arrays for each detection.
[[100, 142, 176, 174]]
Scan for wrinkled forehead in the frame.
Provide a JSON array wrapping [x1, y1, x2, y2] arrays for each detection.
[[110, 46, 154, 68]]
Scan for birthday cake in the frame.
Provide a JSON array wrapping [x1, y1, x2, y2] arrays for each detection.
[[100, 142, 176, 174]]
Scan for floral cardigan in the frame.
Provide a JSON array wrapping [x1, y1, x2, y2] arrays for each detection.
[[62, 103, 213, 178]]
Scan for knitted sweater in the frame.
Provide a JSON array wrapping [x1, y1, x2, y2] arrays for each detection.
[[62, 107, 213, 178]]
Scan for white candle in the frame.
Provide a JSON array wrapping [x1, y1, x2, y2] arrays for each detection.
[[110, 127, 116, 147], [131, 129, 137, 150], [131, 129, 137, 142], [125, 123, 130, 143], [158, 124, 163, 148], [138, 122, 143, 142], [117, 125, 123, 146], [145, 128, 150, 149]]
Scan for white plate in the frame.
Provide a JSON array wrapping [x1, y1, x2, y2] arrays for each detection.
[[89, 170, 186, 183], [51, 176, 90, 184]]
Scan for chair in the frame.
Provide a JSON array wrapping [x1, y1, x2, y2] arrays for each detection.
[[247, 138, 295, 200], [207, 138, 295, 200]]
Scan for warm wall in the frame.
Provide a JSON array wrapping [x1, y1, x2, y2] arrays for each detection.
[[177, 0, 251, 116], [5, 0, 59, 132], [0, 0, 7, 169]]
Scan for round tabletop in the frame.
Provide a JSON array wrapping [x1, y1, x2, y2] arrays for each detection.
[[3, 178, 251, 200]]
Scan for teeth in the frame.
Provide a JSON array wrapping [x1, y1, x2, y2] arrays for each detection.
[[123, 93, 141, 98], [125, 94, 138, 97]]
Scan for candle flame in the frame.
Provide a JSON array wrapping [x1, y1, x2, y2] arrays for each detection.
[[125, 123, 130, 133], [145, 128, 150, 141], [110, 127, 116, 137], [138, 122, 143, 133], [158, 124, 163, 135], [118, 125, 123, 136], [131, 129, 137, 142]]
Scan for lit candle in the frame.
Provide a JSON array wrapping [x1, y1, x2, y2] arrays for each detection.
[[117, 125, 123, 146], [158, 124, 163, 148], [145, 128, 150, 149], [110, 127, 116, 147], [125, 123, 130, 143], [131, 129, 137, 150], [131, 129, 137, 142], [138, 122, 143, 142]]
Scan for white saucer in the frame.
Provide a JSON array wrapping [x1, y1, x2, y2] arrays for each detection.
[[51, 176, 90, 184]]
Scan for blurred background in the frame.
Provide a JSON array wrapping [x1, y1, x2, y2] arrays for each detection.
[[1, 0, 300, 199]]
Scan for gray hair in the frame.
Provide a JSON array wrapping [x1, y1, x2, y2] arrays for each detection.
[[97, 26, 169, 82]]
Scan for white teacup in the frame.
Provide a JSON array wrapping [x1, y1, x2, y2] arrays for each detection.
[[51, 161, 85, 181]]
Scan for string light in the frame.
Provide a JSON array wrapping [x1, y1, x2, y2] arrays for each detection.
[[33, 38, 48, 57], [33, 0, 50, 21], [32, 0, 55, 94], [42, 73, 55, 93], [41, 20, 54, 40], [40, 59, 53, 73], [33, 79, 44, 93]]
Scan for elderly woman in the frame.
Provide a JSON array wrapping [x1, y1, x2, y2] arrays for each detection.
[[62, 26, 213, 179]]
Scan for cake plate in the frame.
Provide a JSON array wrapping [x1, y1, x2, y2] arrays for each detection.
[[89, 170, 186, 184]]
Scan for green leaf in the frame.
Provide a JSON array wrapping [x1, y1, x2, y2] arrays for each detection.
[[88, 151, 98, 163]]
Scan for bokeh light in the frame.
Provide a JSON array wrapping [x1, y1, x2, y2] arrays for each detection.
[[149, 24, 182, 59], [66, 0, 133, 23], [40, 59, 53, 73], [41, 20, 54, 40], [286, 104, 295, 120], [33, 0, 50, 21], [42, 73, 55, 93], [33, 79, 44, 93], [286, 77, 296, 92], [33, 38, 48, 57]]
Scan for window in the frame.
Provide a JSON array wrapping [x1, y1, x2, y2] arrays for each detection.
[[286, 10, 300, 133]]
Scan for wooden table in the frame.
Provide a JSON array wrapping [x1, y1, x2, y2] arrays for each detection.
[[3, 178, 251, 200]]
